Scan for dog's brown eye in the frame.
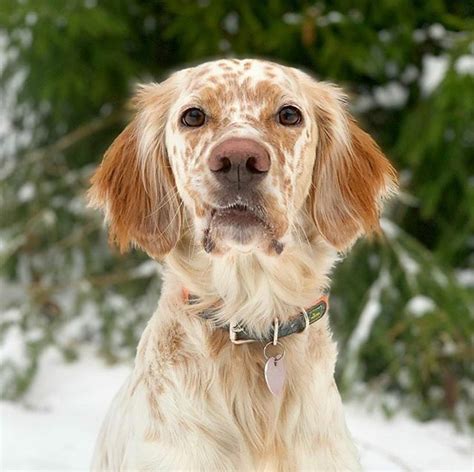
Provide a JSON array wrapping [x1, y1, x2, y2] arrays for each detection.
[[278, 106, 302, 126], [181, 108, 206, 127]]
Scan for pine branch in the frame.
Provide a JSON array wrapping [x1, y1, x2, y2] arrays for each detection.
[[26, 109, 128, 162]]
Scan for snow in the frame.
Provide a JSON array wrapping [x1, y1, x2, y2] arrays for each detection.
[[282, 12, 302, 25], [355, 96, 375, 114], [406, 295, 436, 317], [25, 12, 38, 26], [401, 65, 418, 84], [1, 351, 128, 471], [326, 11, 344, 24], [0, 326, 28, 369], [17, 182, 36, 202], [0, 308, 22, 324], [0, 34, 32, 161], [84, 0, 98, 9], [346, 404, 472, 471], [455, 55, 474, 76], [456, 269, 474, 287], [380, 218, 400, 239], [132, 260, 161, 277], [3, 352, 470, 471], [222, 12, 239, 35], [397, 248, 420, 275], [378, 30, 392, 43], [428, 23, 446, 40], [346, 271, 389, 355], [317, 11, 345, 27], [413, 29, 427, 43], [420, 55, 449, 96], [373, 82, 408, 108]]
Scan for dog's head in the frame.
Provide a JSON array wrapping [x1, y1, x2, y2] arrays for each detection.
[[89, 59, 397, 260]]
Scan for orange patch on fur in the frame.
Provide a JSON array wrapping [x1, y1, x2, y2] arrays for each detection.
[[310, 114, 397, 249], [88, 120, 182, 259]]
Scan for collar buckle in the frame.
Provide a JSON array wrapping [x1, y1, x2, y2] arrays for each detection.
[[229, 323, 255, 344]]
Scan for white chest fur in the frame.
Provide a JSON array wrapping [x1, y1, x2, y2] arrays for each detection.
[[92, 304, 360, 471]]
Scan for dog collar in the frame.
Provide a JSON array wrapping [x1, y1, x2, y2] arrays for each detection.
[[183, 288, 329, 344]]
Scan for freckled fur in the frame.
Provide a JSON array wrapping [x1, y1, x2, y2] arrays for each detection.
[[89, 59, 397, 471]]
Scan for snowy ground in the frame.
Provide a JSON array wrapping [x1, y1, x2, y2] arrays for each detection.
[[1, 350, 472, 471]]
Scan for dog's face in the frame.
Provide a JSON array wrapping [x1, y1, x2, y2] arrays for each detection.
[[166, 60, 323, 255], [89, 59, 396, 259]]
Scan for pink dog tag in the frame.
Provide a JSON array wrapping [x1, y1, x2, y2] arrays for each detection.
[[264, 356, 286, 396]]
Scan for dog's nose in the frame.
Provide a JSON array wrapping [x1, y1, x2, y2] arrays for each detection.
[[208, 138, 270, 188]]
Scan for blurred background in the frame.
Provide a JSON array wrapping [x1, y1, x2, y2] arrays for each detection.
[[1, 1, 473, 469]]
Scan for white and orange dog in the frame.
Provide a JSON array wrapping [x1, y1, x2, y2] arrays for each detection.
[[89, 58, 397, 471]]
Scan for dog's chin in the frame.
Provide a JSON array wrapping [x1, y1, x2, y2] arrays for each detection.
[[202, 205, 285, 256]]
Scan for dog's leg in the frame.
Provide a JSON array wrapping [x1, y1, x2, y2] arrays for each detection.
[[91, 375, 136, 471], [134, 391, 253, 471], [93, 377, 253, 471], [138, 437, 250, 471], [293, 380, 361, 471]]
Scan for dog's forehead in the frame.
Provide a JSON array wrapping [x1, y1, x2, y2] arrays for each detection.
[[195, 59, 288, 79], [182, 59, 296, 98]]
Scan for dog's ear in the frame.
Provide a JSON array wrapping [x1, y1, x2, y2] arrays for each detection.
[[307, 82, 398, 250], [88, 81, 182, 259]]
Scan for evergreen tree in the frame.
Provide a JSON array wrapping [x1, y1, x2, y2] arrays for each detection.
[[1, 0, 473, 425]]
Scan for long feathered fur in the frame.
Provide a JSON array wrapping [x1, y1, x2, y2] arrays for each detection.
[[89, 58, 397, 471]]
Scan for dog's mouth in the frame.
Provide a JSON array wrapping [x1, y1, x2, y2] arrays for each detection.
[[203, 200, 284, 255], [210, 202, 266, 227]]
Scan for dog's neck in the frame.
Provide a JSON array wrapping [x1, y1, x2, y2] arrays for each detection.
[[165, 230, 338, 336]]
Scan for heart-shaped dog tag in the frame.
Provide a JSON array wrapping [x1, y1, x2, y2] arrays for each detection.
[[264, 356, 286, 396]]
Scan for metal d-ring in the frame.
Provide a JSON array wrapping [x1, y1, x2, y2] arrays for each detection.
[[263, 341, 285, 361]]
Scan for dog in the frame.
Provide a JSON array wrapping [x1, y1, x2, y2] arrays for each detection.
[[89, 58, 397, 471]]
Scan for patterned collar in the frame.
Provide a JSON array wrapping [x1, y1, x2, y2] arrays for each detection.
[[184, 289, 329, 344]]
